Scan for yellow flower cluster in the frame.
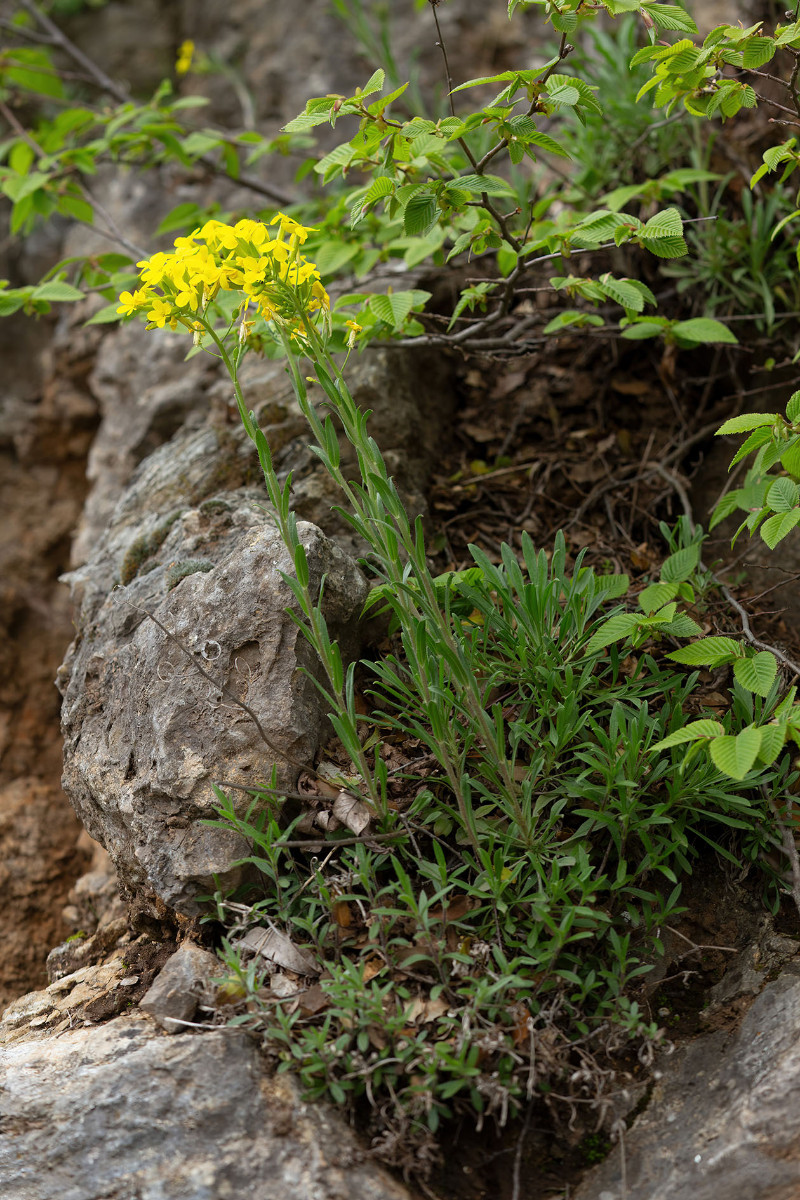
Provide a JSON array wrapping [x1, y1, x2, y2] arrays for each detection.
[[175, 40, 195, 77], [117, 214, 329, 338]]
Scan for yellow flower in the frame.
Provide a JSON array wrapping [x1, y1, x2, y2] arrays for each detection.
[[137, 252, 169, 286], [175, 40, 195, 77], [200, 220, 238, 251], [146, 297, 174, 328], [174, 279, 200, 310], [116, 289, 147, 316], [270, 213, 315, 244], [344, 319, 362, 348], [234, 219, 269, 248]]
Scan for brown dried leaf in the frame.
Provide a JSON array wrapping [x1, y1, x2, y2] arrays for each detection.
[[611, 377, 650, 396], [332, 900, 353, 929], [404, 995, 449, 1025], [332, 790, 372, 836], [362, 955, 385, 983], [297, 983, 330, 1016], [429, 894, 472, 924], [237, 926, 320, 977]]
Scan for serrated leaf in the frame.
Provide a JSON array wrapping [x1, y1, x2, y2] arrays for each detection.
[[641, 235, 687, 259], [716, 412, 779, 435], [367, 291, 416, 328], [781, 439, 800, 478], [787, 391, 800, 423], [658, 614, 704, 638], [709, 727, 762, 780], [359, 68, 385, 98], [730, 427, 775, 469], [652, 718, 725, 751], [598, 274, 645, 311], [742, 36, 775, 68], [673, 318, 738, 345], [403, 193, 438, 236], [453, 173, 515, 197], [593, 574, 630, 600], [545, 81, 580, 106], [767, 476, 800, 512], [585, 613, 641, 654], [757, 723, 788, 766], [642, 207, 683, 239], [667, 636, 740, 666], [638, 581, 678, 615], [647, 4, 698, 34], [710, 491, 743, 529], [733, 652, 777, 698], [661, 544, 700, 584], [525, 128, 572, 159], [761, 508, 800, 549]]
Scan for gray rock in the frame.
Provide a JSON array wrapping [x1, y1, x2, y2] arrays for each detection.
[[0, 1015, 413, 1200], [139, 943, 221, 1033], [58, 515, 367, 916], [574, 966, 800, 1200]]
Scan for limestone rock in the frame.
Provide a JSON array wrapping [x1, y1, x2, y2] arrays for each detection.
[[0, 1015, 414, 1200], [139, 943, 221, 1033], [59, 513, 367, 917], [574, 966, 800, 1200]]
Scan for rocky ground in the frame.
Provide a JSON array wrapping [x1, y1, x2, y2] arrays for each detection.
[[5, 2, 800, 1199]]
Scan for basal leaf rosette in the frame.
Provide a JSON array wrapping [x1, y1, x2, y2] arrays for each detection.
[[117, 213, 330, 340]]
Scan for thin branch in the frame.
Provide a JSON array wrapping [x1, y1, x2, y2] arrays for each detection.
[[20, 0, 129, 104], [19, 0, 295, 205], [0, 99, 148, 258]]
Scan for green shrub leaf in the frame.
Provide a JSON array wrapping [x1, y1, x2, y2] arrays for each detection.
[[709, 727, 762, 780], [716, 413, 779, 435], [672, 318, 738, 345], [761, 509, 800, 549], [652, 719, 725, 751], [766, 476, 800, 512], [667, 636, 740, 666], [733, 652, 778, 698]]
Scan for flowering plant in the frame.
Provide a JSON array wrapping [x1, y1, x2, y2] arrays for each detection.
[[117, 214, 330, 338]]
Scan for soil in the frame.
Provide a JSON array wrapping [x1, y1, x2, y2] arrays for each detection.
[[0, 312, 100, 1008]]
